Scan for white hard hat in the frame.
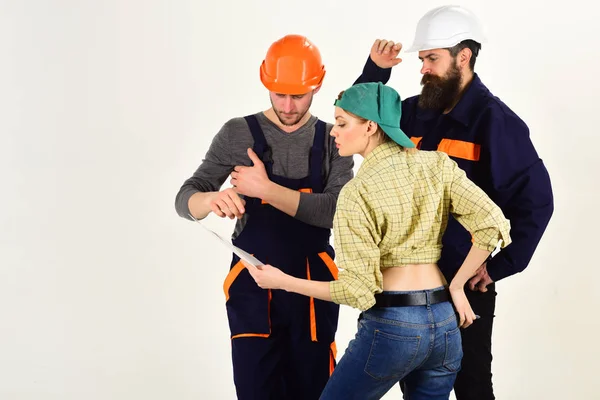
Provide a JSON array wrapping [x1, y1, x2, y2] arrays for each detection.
[[406, 5, 487, 53]]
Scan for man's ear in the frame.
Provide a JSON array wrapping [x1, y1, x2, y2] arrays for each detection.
[[459, 47, 472, 69]]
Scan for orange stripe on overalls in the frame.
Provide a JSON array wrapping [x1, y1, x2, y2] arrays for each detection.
[[306, 258, 318, 342]]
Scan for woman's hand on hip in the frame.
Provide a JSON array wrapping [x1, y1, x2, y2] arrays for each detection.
[[449, 287, 477, 329]]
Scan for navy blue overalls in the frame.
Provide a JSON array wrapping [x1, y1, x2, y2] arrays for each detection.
[[222, 115, 340, 400]]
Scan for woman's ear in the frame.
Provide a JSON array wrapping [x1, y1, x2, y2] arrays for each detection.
[[366, 120, 379, 137]]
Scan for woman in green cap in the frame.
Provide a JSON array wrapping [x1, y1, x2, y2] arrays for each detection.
[[244, 82, 511, 399]]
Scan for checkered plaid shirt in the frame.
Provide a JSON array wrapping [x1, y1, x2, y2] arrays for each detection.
[[329, 141, 512, 310]]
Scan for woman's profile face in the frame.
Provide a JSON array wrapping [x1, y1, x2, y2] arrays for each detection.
[[330, 107, 371, 157]]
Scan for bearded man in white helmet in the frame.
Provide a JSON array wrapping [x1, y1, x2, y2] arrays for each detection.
[[354, 5, 554, 400]]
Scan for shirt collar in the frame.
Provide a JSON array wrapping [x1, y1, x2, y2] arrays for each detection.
[[357, 141, 403, 176]]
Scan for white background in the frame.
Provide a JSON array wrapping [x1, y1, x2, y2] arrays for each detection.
[[1, 0, 597, 399]]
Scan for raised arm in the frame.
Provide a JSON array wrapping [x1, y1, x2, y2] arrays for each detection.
[[353, 39, 402, 85]]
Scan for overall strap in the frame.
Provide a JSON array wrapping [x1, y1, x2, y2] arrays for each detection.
[[243, 114, 274, 176], [243, 115, 274, 208], [308, 119, 326, 193]]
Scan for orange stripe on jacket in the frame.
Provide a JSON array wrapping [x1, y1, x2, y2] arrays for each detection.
[[437, 138, 481, 161], [410, 137, 422, 147]]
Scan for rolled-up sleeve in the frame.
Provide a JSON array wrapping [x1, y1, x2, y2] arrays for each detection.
[[330, 183, 383, 311], [446, 156, 512, 252]]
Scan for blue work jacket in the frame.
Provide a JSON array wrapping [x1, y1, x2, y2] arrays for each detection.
[[356, 57, 554, 282]]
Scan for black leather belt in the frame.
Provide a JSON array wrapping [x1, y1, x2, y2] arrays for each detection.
[[373, 288, 450, 307]]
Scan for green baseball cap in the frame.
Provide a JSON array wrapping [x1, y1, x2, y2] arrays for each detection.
[[334, 82, 415, 148]]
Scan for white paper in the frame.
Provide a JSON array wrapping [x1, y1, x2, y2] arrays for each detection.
[[189, 215, 264, 268]]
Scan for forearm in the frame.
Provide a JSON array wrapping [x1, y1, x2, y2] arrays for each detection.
[[486, 161, 554, 281], [449, 246, 492, 290], [295, 192, 338, 229], [187, 191, 218, 220], [282, 275, 332, 302], [262, 182, 301, 217], [354, 56, 392, 85], [175, 186, 216, 220], [174, 160, 232, 220], [266, 190, 340, 229], [487, 201, 554, 281]]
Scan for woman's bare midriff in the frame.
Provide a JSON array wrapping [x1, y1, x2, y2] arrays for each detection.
[[381, 264, 448, 291]]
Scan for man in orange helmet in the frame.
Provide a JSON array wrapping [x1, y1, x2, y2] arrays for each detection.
[[175, 35, 354, 399]]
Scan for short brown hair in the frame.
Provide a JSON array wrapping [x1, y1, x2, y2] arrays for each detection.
[[447, 39, 481, 71]]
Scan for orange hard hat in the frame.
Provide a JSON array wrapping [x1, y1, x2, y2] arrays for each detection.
[[260, 34, 325, 95]]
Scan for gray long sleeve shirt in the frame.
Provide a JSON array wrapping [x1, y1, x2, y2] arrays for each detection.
[[175, 112, 354, 238]]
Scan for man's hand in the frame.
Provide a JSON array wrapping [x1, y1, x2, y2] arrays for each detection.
[[468, 263, 494, 292], [208, 189, 246, 219], [370, 39, 403, 69], [231, 148, 272, 199]]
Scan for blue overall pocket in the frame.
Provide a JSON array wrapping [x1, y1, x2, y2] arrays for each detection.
[[223, 257, 271, 339]]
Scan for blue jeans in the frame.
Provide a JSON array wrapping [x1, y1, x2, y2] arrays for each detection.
[[320, 287, 462, 400]]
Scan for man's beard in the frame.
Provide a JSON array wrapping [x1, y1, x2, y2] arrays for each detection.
[[418, 62, 462, 110], [274, 110, 305, 126], [271, 95, 313, 127]]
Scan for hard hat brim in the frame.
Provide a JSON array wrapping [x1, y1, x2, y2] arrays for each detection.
[[406, 34, 487, 53], [260, 68, 325, 95]]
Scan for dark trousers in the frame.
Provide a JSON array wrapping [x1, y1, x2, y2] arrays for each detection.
[[231, 332, 332, 400], [230, 291, 333, 400], [400, 283, 497, 400], [453, 283, 497, 400]]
